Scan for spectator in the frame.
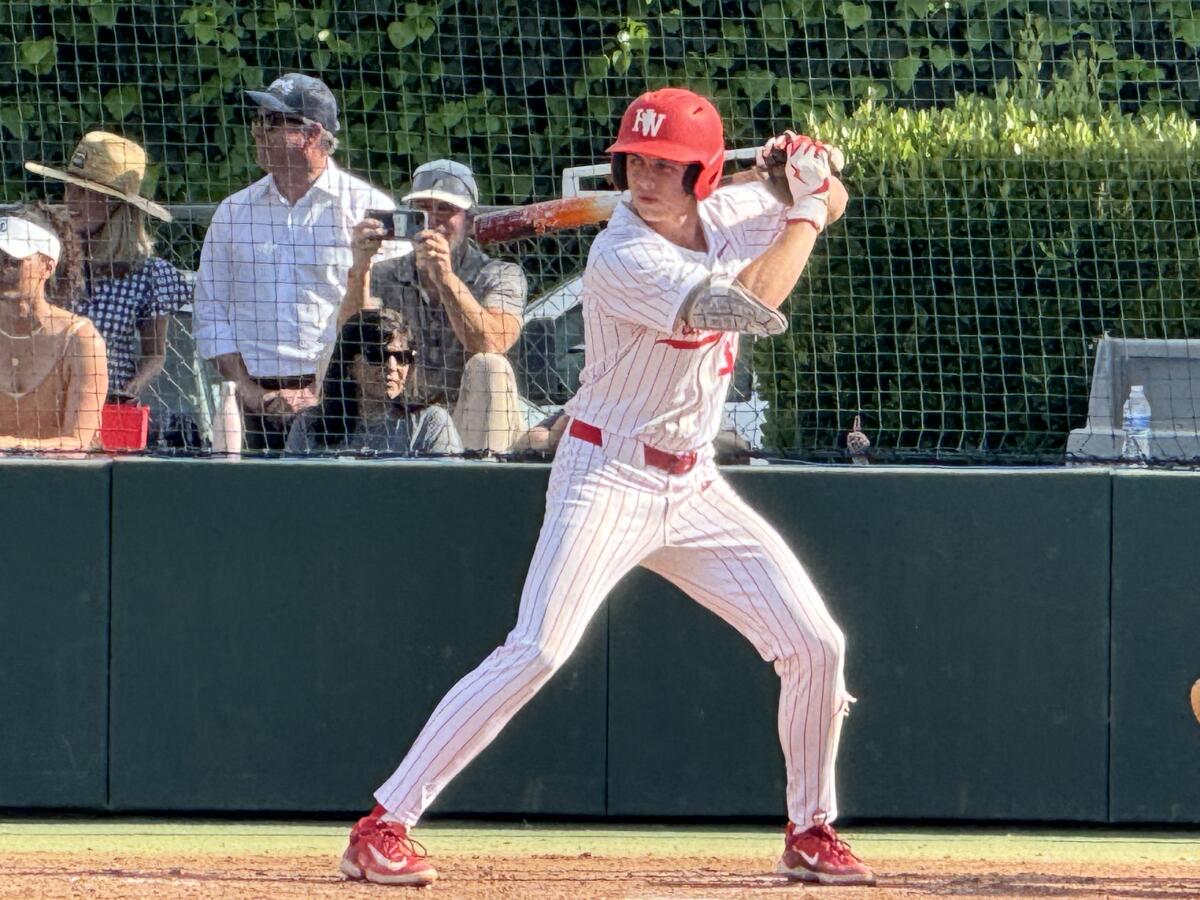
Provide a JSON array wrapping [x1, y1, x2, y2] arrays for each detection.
[[285, 308, 462, 455], [193, 73, 394, 451], [0, 203, 108, 451], [346, 159, 527, 452], [25, 131, 190, 402]]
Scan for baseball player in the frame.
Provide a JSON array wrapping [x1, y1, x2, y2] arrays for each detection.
[[339, 87, 874, 887]]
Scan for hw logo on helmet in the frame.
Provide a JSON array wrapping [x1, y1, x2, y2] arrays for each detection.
[[632, 108, 666, 137]]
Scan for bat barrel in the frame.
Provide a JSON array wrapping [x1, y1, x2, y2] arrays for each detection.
[[473, 194, 621, 244]]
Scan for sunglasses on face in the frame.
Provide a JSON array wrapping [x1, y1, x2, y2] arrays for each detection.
[[253, 112, 309, 131], [361, 345, 417, 367]]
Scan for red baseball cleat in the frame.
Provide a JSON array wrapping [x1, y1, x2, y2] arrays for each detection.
[[340, 805, 438, 886], [777, 821, 876, 885]]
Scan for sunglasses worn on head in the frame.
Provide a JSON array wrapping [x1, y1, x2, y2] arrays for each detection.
[[362, 345, 417, 367], [253, 111, 309, 131]]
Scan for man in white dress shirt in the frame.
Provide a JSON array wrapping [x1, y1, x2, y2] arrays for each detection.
[[193, 73, 394, 451]]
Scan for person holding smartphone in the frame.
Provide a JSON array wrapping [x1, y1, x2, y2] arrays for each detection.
[[344, 160, 528, 454]]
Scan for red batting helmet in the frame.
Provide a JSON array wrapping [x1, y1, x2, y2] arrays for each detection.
[[607, 88, 725, 200]]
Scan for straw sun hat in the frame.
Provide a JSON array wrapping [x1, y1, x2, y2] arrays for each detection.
[[25, 131, 172, 222]]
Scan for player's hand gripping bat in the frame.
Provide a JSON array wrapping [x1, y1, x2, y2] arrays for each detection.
[[472, 143, 846, 245]]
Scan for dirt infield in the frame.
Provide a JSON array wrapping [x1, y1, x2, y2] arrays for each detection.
[[2, 822, 1198, 899], [4, 852, 1200, 898]]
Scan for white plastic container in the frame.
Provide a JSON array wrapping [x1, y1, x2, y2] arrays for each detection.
[[1121, 384, 1151, 463], [211, 381, 243, 456]]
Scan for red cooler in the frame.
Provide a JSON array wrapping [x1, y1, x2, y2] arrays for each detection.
[[100, 402, 150, 451]]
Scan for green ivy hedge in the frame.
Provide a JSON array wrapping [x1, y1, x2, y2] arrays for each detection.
[[758, 88, 1200, 460], [0, 1, 1196, 459], [1, 1, 1196, 212]]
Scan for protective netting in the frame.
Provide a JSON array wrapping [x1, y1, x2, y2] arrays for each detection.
[[0, 1, 1197, 462]]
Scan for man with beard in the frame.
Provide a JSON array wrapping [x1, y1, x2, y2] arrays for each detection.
[[345, 160, 527, 453]]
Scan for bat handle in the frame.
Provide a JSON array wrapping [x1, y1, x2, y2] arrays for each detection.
[[753, 146, 847, 206], [756, 154, 796, 206], [760, 145, 846, 175]]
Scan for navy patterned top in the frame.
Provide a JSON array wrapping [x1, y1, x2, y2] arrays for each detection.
[[77, 256, 192, 393]]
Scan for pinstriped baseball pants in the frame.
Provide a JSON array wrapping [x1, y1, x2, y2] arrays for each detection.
[[375, 436, 851, 827]]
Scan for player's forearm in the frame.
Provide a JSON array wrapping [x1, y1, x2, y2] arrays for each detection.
[[735, 221, 820, 310]]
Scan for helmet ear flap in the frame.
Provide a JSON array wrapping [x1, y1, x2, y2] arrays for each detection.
[[612, 156, 705, 196], [611, 153, 628, 191]]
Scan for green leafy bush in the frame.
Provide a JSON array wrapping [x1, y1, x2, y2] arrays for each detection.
[[1, 1, 1195, 213], [0, 1, 1195, 458], [758, 89, 1200, 460]]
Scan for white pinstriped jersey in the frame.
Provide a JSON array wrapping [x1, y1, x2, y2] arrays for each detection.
[[564, 181, 788, 454], [374, 179, 854, 836]]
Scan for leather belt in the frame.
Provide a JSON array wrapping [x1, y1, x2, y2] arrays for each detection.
[[568, 419, 698, 476]]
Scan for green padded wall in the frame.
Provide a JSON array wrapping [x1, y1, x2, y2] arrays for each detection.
[[16, 459, 1171, 821], [0, 460, 110, 808], [1110, 471, 1200, 823], [607, 468, 1112, 821], [108, 459, 605, 815]]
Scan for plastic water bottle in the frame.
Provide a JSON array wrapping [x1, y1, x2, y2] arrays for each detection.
[[1121, 385, 1151, 463], [211, 381, 243, 457], [846, 415, 870, 466]]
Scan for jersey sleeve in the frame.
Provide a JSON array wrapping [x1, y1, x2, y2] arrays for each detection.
[[584, 235, 708, 333], [712, 181, 789, 260]]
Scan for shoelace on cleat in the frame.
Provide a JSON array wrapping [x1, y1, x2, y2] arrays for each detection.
[[813, 825, 862, 864], [373, 820, 429, 861]]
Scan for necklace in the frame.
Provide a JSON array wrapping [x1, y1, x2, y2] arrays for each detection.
[[0, 322, 45, 339], [0, 322, 44, 367]]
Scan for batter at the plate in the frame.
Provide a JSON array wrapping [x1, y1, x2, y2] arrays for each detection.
[[339, 86, 874, 889]]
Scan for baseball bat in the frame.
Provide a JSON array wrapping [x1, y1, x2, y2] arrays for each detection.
[[472, 147, 845, 245], [472, 194, 624, 245]]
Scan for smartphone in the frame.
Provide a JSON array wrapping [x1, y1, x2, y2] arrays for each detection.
[[366, 207, 427, 240]]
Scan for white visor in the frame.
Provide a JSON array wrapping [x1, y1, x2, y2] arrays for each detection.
[[0, 217, 61, 264]]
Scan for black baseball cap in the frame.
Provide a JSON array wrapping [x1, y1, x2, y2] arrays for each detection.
[[245, 73, 340, 134]]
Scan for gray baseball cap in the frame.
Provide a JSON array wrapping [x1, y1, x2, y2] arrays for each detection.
[[402, 159, 478, 210], [246, 73, 340, 134]]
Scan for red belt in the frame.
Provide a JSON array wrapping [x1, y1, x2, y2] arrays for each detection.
[[568, 419, 697, 476]]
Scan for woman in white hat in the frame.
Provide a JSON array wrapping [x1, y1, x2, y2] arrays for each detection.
[[26, 131, 190, 402], [0, 202, 108, 451]]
